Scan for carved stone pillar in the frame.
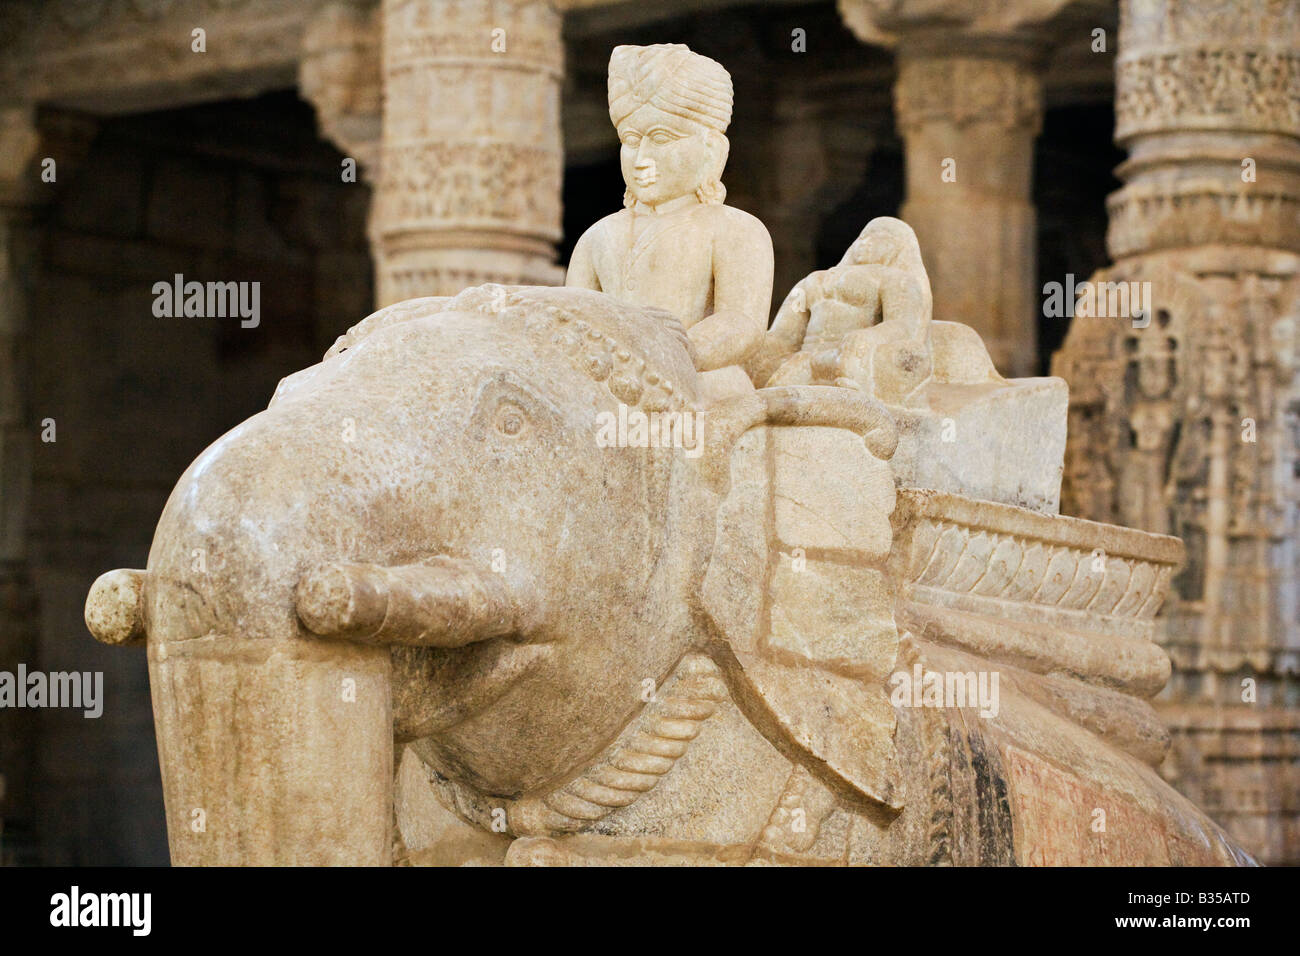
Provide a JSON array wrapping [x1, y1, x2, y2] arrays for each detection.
[[0, 106, 42, 863], [892, 50, 1041, 376], [1052, 0, 1300, 864], [766, 90, 831, 304], [300, 0, 383, 179], [764, 73, 891, 313], [839, 1, 1076, 376], [370, 0, 565, 306]]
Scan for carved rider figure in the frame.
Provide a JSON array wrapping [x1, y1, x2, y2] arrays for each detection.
[[566, 43, 774, 403]]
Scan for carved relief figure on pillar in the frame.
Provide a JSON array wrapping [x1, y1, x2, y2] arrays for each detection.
[[1123, 322, 1178, 536], [1051, 0, 1300, 866]]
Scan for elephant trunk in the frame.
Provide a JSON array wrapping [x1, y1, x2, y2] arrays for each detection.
[[296, 557, 538, 647]]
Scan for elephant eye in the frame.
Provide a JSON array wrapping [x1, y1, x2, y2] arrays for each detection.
[[472, 375, 554, 441], [494, 401, 529, 437]]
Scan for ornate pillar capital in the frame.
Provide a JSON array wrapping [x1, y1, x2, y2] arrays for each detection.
[[1114, 0, 1300, 142], [1107, 0, 1300, 259], [837, 0, 1081, 52], [894, 55, 1043, 138]]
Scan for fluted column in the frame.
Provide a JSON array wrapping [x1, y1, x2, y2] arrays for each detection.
[[371, 0, 565, 306], [1052, 0, 1300, 865]]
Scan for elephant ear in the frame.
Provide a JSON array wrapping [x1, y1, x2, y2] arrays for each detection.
[[700, 402, 903, 811]]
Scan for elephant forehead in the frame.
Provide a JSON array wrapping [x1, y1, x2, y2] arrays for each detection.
[[308, 312, 564, 407], [335, 300, 701, 422], [438, 286, 702, 409], [396, 315, 618, 414], [363, 310, 539, 364]]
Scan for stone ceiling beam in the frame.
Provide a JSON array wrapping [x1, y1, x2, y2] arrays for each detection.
[[0, 0, 337, 116]]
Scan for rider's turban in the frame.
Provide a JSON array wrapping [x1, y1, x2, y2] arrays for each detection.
[[607, 44, 733, 134]]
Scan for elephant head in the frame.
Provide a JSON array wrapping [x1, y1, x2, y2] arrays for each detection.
[[85, 285, 903, 862]]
